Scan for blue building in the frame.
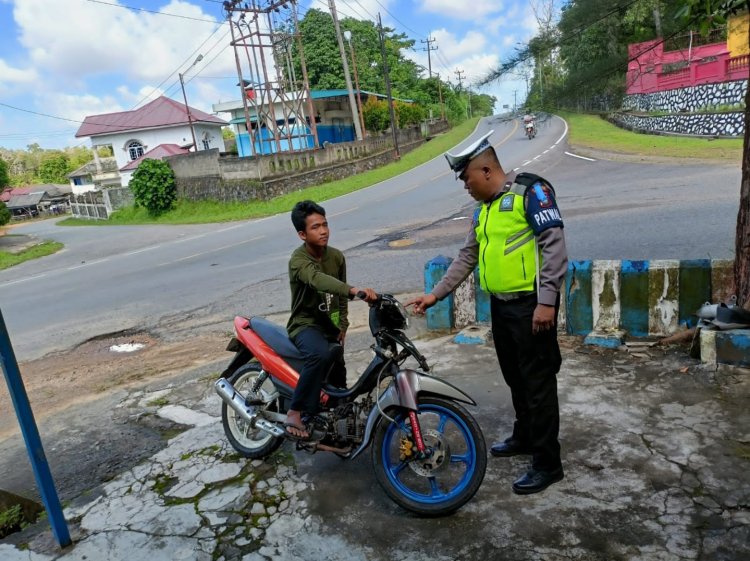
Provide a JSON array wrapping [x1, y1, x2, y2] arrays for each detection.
[[213, 89, 411, 158]]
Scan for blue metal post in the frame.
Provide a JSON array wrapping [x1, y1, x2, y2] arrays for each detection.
[[0, 309, 71, 548], [424, 255, 454, 330]]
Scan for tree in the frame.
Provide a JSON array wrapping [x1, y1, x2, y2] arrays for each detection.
[[289, 9, 428, 120], [680, 1, 750, 309], [38, 151, 70, 184], [0, 158, 9, 188], [129, 159, 177, 217], [0, 201, 10, 227]]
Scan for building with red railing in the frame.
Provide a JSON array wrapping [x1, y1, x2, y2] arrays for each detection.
[[626, 14, 749, 97], [613, 14, 748, 137], [626, 37, 748, 96]]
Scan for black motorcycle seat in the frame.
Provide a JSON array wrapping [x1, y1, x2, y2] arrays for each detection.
[[250, 316, 303, 360], [249, 317, 344, 364]]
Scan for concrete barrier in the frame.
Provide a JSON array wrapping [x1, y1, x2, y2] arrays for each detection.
[[424, 256, 735, 339]]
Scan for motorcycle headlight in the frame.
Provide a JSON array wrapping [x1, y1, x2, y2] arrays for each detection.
[[394, 300, 410, 330]]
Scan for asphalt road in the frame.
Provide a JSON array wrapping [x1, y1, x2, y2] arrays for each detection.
[[0, 114, 741, 361]]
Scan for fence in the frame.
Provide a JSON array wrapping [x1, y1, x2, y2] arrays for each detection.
[[69, 187, 134, 220]]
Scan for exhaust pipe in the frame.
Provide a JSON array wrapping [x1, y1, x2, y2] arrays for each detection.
[[214, 379, 285, 438], [215, 378, 256, 422]]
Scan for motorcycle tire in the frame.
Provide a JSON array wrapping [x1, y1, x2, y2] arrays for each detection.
[[371, 396, 487, 517], [221, 362, 283, 459]]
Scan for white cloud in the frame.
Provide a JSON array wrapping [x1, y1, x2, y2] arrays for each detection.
[[11, 0, 225, 82], [430, 28, 487, 63], [418, 0, 504, 21], [0, 59, 38, 92]]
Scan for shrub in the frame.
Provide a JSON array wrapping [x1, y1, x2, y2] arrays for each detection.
[[129, 159, 177, 216], [362, 97, 390, 132], [395, 101, 426, 127]]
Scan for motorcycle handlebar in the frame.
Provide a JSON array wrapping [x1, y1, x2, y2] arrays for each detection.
[[355, 290, 380, 302]]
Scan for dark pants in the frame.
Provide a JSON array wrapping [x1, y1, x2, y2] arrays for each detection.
[[491, 293, 562, 471], [290, 327, 341, 414]]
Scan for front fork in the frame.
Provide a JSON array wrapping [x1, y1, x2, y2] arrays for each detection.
[[408, 410, 427, 453]]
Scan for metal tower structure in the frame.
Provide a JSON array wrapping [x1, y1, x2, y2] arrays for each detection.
[[224, 0, 318, 156]]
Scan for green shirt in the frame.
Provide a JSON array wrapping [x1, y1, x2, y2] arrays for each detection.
[[286, 244, 352, 339]]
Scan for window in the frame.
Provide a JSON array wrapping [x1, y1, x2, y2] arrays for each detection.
[[127, 140, 144, 161], [202, 139, 211, 150]]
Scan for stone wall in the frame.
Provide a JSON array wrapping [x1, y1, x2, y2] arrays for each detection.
[[104, 186, 134, 211], [609, 111, 745, 137], [167, 123, 438, 203], [623, 79, 747, 112], [69, 186, 134, 219]]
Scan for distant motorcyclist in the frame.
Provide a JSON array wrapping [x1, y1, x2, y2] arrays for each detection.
[[523, 113, 536, 139]]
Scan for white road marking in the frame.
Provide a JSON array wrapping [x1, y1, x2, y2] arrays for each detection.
[[330, 207, 358, 217], [165, 236, 266, 265], [564, 151, 597, 161]]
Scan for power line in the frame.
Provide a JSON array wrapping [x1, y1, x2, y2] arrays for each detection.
[[373, 0, 426, 39], [86, 0, 218, 24]]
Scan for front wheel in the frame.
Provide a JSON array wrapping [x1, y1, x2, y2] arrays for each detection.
[[221, 362, 283, 459], [371, 396, 487, 517]]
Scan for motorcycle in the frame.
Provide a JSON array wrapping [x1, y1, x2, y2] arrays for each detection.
[[525, 121, 536, 139], [214, 293, 487, 517]]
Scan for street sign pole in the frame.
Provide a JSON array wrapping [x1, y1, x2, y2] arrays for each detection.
[[0, 309, 70, 548]]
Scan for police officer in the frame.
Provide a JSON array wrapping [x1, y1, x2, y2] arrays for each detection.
[[407, 130, 568, 495]]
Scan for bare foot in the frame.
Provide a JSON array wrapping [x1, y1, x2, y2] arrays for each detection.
[[284, 411, 310, 440]]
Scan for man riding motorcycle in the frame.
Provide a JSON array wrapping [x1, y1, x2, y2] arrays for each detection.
[[523, 114, 536, 139]]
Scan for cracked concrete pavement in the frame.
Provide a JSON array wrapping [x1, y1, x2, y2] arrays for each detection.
[[1, 331, 749, 561]]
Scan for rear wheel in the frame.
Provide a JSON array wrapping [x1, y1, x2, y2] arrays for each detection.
[[221, 362, 283, 458], [371, 396, 486, 517]]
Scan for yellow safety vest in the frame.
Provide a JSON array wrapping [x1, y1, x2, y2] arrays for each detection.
[[474, 183, 540, 295]]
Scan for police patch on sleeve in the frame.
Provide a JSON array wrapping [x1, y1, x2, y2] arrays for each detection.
[[526, 182, 563, 234], [471, 206, 481, 228]]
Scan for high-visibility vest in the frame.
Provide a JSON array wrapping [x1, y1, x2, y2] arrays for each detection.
[[474, 182, 539, 295]]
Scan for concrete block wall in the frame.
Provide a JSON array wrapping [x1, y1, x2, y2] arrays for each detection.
[[424, 256, 735, 338]]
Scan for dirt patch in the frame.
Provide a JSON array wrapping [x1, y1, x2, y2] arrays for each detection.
[[0, 331, 228, 439], [0, 233, 42, 255]]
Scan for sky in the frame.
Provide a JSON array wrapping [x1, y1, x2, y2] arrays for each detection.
[[0, 0, 545, 151]]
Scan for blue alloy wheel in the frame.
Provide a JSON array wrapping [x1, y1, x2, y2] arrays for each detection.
[[372, 396, 487, 517]]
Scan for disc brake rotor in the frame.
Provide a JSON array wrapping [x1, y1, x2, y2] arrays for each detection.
[[407, 429, 449, 477]]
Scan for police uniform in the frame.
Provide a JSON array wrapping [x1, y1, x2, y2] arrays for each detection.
[[433, 130, 568, 493]]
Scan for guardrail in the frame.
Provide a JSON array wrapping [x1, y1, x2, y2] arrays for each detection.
[[423, 257, 734, 338]]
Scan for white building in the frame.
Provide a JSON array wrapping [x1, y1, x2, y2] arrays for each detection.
[[74, 96, 227, 188]]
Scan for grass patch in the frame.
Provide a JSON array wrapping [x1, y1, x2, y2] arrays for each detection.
[[559, 110, 743, 162], [0, 241, 64, 270], [146, 397, 170, 407], [57, 118, 480, 226], [0, 505, 24, 538]]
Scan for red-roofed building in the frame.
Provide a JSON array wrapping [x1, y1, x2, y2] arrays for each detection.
[[118, 144, 190, 186], [74, 96, 227, 187]]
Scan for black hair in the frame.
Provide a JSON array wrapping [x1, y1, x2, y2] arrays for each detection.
[[291, 200, 326, 233]]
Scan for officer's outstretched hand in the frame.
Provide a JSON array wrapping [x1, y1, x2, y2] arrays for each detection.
[[405, 294, 437, 316]]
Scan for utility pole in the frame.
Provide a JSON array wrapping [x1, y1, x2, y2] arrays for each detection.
[[378, 13, 399, 158], [513, 89, 518, 112], [455, 69, 469, 119], [454, 68, 465, 90], [344, 30, 366, 139], [420, 36, 438, 78], [179, 54, 203, 151], [436, 73, 445, 121], [329, 0, 363, 141]]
